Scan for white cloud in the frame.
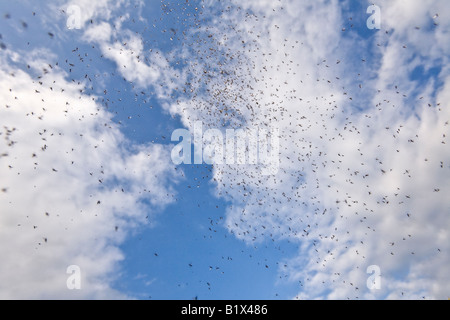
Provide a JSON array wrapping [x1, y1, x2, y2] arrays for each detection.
[[0, 48, 179, 299], [75, 2, 185, 92], [83, 21, 112, 43]]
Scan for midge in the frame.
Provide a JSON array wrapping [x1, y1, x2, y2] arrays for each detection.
[[171, 121, 280, 175]]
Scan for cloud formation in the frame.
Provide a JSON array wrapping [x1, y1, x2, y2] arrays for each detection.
[[15, 0, 446, 300], [164, 0, 450, 299], [0, 48, 178, 299]]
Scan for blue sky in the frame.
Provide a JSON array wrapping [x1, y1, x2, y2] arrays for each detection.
[[0, 0, 449, 300]]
